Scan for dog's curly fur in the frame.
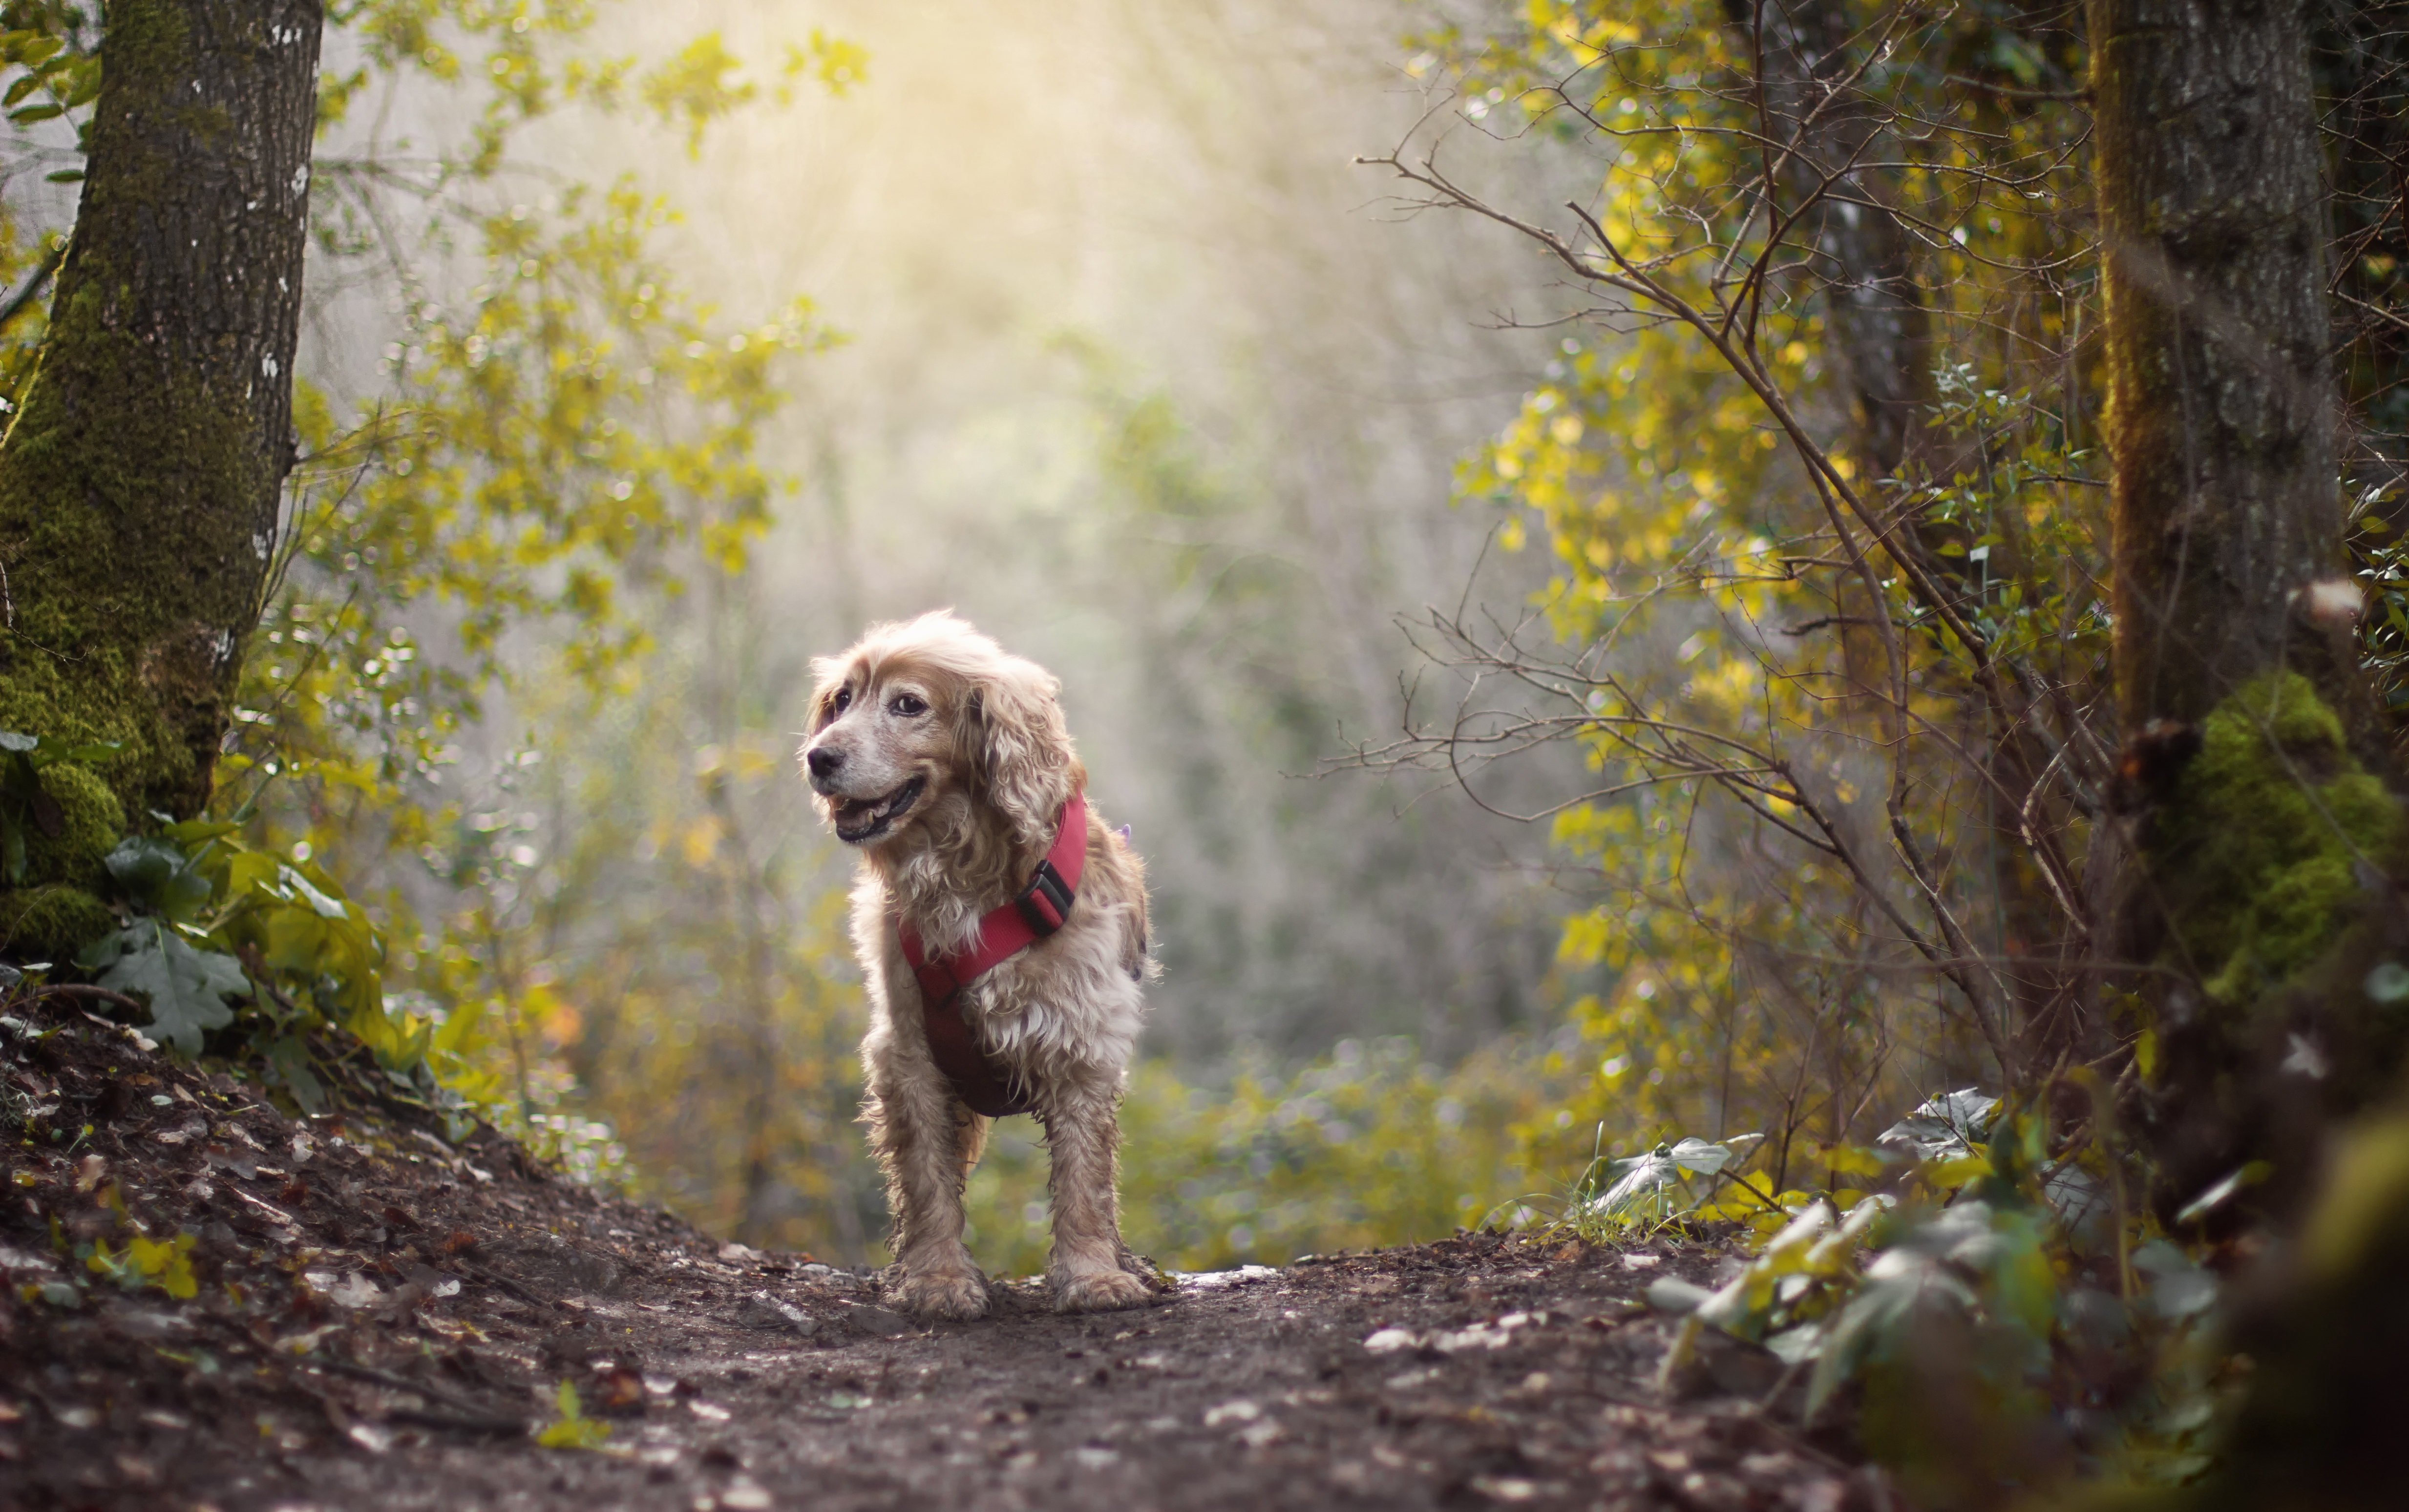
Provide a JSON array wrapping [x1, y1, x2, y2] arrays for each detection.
[[800, 611, 1155, 1319]]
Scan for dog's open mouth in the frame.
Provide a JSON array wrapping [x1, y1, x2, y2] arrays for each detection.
[[831, 776, 925, 843]]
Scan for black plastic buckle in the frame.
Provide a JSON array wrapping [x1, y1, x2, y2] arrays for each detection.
[[1014, 858, 1076, 937]]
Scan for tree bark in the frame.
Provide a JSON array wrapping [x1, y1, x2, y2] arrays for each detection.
[[2088, 0, 2406, 1221], [1735, 0, 1935, 483], [0, 0, 321, 952], [2092, 0, 2340, 731]]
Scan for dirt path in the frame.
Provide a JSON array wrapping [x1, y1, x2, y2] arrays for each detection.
[[1, 1002, 1875, 1512]]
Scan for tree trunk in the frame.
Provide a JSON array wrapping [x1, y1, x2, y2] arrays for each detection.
[[2093, 0, 2340, 730], [1744, 0, 1934, 483], [2089, 0, 2402, 1214], [0, 0, 321, 953]]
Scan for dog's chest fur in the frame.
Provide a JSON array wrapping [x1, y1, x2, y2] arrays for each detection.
[[851, 831, 1148, 1089]]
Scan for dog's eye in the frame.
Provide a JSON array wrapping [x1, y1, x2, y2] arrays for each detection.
[[889, 693, 928, 717], [831, 687, 852, 715]]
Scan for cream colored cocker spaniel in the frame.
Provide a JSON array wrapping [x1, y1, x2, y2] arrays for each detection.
[[800, 611, 1155, 1319]]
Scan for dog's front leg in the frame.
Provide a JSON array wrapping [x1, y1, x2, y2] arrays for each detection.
[[867, 1054, 990, 1321], [1041, 1085, 1152, 1313]]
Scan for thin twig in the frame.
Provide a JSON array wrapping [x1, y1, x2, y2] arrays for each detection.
[[0, 238, 65, 332]]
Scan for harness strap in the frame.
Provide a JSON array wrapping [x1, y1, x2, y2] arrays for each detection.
[[899, 793, 1088, 1118]]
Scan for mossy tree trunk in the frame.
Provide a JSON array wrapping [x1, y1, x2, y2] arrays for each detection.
[[2089, 0, 2402, 1207], [0, 1, 322, 955], [2093, 0, 2340, 723]]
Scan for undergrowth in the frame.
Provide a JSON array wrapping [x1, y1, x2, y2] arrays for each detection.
[[0, 766, 627, 1188], [1538, 1087, 2244, 1504]]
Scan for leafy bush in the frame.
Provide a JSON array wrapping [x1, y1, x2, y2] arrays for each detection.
[[1558, 1088, 2241, 1503]]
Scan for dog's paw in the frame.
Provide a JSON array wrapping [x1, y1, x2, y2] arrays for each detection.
[[891, 1267, 991, 1321], [1054, 1268, 1154, 1314]]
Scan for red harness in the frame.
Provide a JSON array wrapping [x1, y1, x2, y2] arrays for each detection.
[[898, 793, 1087, 1118]]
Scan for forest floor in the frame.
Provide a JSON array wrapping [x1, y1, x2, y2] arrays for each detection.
[[1, 998, 1887, 1512]]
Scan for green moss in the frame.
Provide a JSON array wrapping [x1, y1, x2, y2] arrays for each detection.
[[22, 763, 125, 884], [2154, 671, 2404, 1008], [0, 255, 266, 892], [0, 882, 114, 959], [0, 0, 286, 917]]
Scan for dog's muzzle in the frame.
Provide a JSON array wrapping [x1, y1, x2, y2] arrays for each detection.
[[829, 776, 925, 844]]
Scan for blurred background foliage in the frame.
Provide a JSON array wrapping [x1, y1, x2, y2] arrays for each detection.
[[1407, 0, 2108, 1197], [2, 0, 1596, 1267]]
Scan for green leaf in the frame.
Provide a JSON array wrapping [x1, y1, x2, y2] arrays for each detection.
[[261, 1033, 326, 1114], [103, 836, 212, 923], [1765, 1320, 1827, 1365], [535, 1379, 611, 1450], [261, 906, 330, 975], [2175, 1162, 2272, 1225], [8, 102, 63, 124], [1645, 1276, 1713, 1314], [1584, 1134, 1758, 1224], [2133, 1239, 2219, 1321], [1806, 1248, 1955, 1419], [282, 864, 352, 921], [160, 819, 241, 845], [1876, 1088, 1999, 1161], [0, 731, 122, 771], [90, 921, 249, 1057], [2366, 961, 2409, 1005]]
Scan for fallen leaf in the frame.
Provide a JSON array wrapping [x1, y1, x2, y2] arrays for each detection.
[[593, 1366, 645, 1414]]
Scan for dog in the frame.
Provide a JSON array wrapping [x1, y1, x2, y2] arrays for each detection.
[[800, 611, 1156, 1319]]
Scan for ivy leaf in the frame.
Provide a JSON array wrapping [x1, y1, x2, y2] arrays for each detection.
[[87, 920, 249, 1057]]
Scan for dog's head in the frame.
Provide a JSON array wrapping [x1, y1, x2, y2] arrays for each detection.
[[799, 611, 1079, 854]]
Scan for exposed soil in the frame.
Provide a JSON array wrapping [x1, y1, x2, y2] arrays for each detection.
[[1, 998, 1884, 1512]]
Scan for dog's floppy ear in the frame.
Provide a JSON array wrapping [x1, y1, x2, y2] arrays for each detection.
[[956, 656, 1078, 847], [800, 654, 851, 743]]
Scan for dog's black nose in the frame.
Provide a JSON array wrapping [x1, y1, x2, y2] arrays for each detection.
[[806, 746, 845, 779]]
